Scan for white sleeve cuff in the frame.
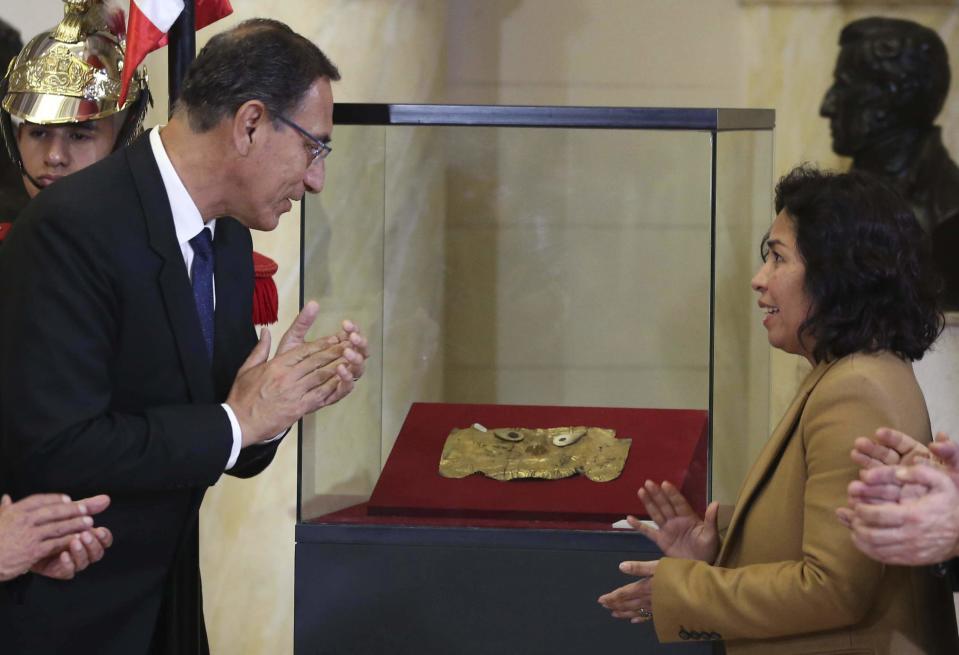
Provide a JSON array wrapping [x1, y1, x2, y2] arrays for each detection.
[[264, 427, 290, 444], [222, 403, 243, 470]]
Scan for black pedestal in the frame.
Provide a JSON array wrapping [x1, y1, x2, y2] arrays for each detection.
[[295, 522, 717, 654]]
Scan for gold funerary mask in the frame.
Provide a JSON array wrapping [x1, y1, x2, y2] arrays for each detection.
[[438, 425, 631, 482]]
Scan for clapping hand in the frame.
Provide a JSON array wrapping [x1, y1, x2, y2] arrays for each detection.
[[928, 432, 959, 473], [0, 493, 112, 581], [838, 430, 958, 527], [627, 479, 719, 563], [276, 305, 369, 381], [597, 481, 718, 626], [228, 301, 370, 446], [844, 463, 959, 565], [598, 559, 659, 624], [849, 427, 934, 470], [838, 428, 959, 565]]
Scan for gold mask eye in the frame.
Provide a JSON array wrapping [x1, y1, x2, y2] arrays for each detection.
[[494, 430, 524, 442], [552, 427, 587, 447]]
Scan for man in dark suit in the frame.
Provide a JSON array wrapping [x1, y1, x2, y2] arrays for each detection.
[[0, 18, 365, 655]]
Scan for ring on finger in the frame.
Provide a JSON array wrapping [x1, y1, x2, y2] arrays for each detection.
[[638, 608, 652, 619]]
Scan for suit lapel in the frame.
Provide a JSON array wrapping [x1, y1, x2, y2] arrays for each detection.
[[716, 359, 836, 564], [126, 133, 215, 404], [212, 217, 253, 398]]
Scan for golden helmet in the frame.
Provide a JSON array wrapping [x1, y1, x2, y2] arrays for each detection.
[[0, 0, 150, 159]]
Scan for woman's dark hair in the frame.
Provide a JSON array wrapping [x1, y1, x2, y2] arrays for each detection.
[[772, 165, 943, 362]]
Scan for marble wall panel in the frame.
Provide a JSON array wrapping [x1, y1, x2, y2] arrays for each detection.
[[2, 4, 60, 49], [915, 320, 959, 439], [6, 0, 955, 652], [297, 122, 387, 515], [380, 126, 448, 458], [447, 0, 744, 107], [441, 126, 713, 413], [443, 224, 711, 400], [450, 366, 710, 409]]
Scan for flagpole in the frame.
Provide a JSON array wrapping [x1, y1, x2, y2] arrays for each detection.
[[167, 0, 196, 117]]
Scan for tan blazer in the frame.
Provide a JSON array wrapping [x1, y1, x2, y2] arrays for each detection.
[[652, 352, 959, 654]]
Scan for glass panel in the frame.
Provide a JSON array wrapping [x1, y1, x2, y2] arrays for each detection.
[[711, 129, 774, 503], [301, 124, 386, 521], [301, 121, 718, 522]]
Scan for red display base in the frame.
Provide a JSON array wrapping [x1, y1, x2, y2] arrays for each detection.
[[365, 402, 708, 524]]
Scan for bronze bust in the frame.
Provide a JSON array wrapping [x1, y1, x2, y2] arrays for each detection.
[[821, 17, 959, 309]]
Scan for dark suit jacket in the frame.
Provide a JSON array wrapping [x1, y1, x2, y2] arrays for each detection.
[[0, 133, 280, 654]]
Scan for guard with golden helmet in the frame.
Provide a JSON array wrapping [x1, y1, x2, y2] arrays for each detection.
[[0, 0, 150, 242], [0, 1, 283, 324]]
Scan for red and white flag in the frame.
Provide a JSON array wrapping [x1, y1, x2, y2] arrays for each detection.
[[119, 0, 233, 106]]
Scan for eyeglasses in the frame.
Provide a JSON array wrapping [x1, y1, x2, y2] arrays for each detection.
[[276, 114, 332, 164]]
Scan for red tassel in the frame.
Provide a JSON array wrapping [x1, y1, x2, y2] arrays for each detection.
[[105, 3, 127, 39], [252, 251, 279, 325], [0, 222, 12, 243]]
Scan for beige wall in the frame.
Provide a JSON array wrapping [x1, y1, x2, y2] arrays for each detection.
[[6, 1, 957, 653], [445, 0, 744, 106]]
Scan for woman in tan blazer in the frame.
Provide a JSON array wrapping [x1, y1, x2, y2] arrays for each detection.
[[599, 165, 958, 654]]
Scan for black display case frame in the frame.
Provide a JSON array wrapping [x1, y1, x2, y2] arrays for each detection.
[[295, 103, 775, 655]]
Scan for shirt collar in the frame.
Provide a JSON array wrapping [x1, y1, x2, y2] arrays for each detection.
[[149, 126, 215, 246]]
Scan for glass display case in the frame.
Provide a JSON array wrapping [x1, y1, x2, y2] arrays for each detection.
[[295, 104, 774, 655]]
